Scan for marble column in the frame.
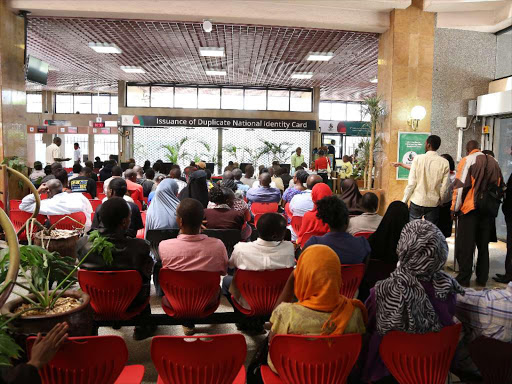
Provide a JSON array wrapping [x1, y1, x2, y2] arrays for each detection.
[[375, 0, 435, 211]]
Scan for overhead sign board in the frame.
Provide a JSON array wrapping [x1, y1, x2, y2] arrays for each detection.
[[121, 115, 316, 131], [319, 120, 370, 136]]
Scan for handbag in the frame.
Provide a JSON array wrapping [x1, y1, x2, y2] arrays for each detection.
[[476, 155, 504, 218]]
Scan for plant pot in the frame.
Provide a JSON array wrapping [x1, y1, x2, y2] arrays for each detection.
[[356, 179, 365, 188], [1, 290, 93, 337], [33, 231, 79, 259]]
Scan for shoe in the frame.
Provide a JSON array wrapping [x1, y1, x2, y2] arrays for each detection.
[[495, 273, 507, 278], [133, 324, 157, 341], [493, 276, 512, 284], [475, 281, 487, 287], [182, 325, 196, 336]]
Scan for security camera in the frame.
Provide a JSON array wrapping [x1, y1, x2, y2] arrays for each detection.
[[203, 20, 213, 33]]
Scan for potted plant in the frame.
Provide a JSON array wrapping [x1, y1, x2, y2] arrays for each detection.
[[361, 95, 385, 189], [161, 137, 190, 164], [197, 140, 221, 172], [1, 157, 29, 200], [354, 137, 381, 190], [258, 140, 293, 165]]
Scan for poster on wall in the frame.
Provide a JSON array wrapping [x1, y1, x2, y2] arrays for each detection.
[[396, 132, 429, 180], [319, 120, 370, 136]]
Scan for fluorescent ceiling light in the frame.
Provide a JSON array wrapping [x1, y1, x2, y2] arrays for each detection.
[[370, 76, 378, 83], [291, 72, 313, 79], [199, 47, 225, 57], [120, 66, 145, 73], [88, 42, 122, 54], [307, 52, 334, 61], [205, 70, 226, 76]]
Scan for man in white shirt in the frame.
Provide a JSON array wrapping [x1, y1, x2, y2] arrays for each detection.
[[289, 174, 323, 239], [241, 165, 256, 187], [402, 135, 450, 225], [73, 143, 82, 164], [222, 212, 295, 311], [45, 137, 68, 165], [20, 179, 93, 231], [347, 192, 382, 235], [103, 165, 123, 194]]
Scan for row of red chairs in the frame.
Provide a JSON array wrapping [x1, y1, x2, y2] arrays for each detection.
[[26, 324, 464, 384], [9, 210, 87, 240]]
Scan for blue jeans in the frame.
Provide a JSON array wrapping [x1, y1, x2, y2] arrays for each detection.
[[409, 202, 439, 225]]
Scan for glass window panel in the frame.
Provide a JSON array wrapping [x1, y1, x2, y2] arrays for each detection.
[[110, 96, 118, 114], [198, 88, 221, 109], [267, 89, 290, 111], [55, 94, 74, 114], [92, 95, 110, 114], [64, 134, 89, 167], [94, 134, 119, 163], [174, 87, 198, 108], [319, 102, 332, 120], [221, 88, 243, 110], [27, 93, 42, 113], [290, 90, 312, 112], [126, 85, 150, 107], [347, 103, 362, 121], [74, 94, 92, 114], [150, 86, 173, 108], [244, 89, 266, 110], [34, 134, 46, 164], [331, 103, 347, 120]]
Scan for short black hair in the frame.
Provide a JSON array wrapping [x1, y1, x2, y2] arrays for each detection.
[[109, 177, 128, 197], [210, 185, 233, 204], [74, 142, 79, 147], [34, 161, 42, 170], [441, 153, 455, 172], [73, 163, 82, 173], [257, 213, 287, 241], [95, 156, 101, 161], [296, 170, 309, 184], [232, 168, 242, 180], [101, 197, 130, 230], [82, 167, 92, 177], [153, 162, 162, 172], [361, 192, 379, 213], [427, 135, 441, 151], [482, 149, 495, 157], [177, 198, 204, 229], [145, 168, 155, 180], [44, 165, 52, 175], [85, 160, 94, 169], [54, 169, 68, 187], [205, 169, 212, 180], [316, 196, 349, 230], [111, 166, 122, 177]]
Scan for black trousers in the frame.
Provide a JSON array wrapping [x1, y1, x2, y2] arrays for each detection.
[[409, 202, 440, 225], [318, 172, 328, 184], [505, 216, 512, 277], [455, 210, 491, 286]]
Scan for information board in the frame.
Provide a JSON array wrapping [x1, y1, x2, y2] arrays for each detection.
[[396, 132, 429, 180]]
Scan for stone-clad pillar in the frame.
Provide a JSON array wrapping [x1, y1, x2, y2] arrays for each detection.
[[375, 0, 435, 210]]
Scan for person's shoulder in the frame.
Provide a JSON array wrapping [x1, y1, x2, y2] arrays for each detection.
[[273, 302, 293, 317]]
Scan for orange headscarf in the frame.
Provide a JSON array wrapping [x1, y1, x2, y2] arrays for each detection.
[[294, 245, 368, 335], [297, 183, 332, 246]]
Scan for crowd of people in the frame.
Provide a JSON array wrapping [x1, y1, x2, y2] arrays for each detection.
[[9, 135, 511, 384]]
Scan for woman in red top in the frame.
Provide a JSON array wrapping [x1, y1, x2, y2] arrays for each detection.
[[314, 149, 331, 184], [297, 183, 333, 248]]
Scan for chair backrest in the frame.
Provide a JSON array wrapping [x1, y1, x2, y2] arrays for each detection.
[[136, 212, 146, 239], [469, 336, 512, 384], [300, 230, 328, 248], [9, 210, 47, 241], [134, 199, 143, 211], [9, 200, 22, 210], [78, 270, 142, 320], [145, 229, 180, 248], [88, 199, 102, 212], [354, 231, 373, 239], [48, 212, 87, 230], [64, 167, 73, 173], [151, 334, 246, 384], [251, 202, 279, 225], [340, 264, 365, 298], [81, 192, 93, 199], [202, 229, 241, 256], [291, 216, 303, 235], [159, 269, 220, 318], [232, 268, 294, 316], [380, 323, 462, 384], [269, 334, 362, 384], [26, 335, 128, 384], [97, 193, 106, 200]]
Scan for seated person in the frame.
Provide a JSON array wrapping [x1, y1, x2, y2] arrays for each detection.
[[347, 192, 382, 235], [223, 212, 295, 310], [246, 172, 281, 204], [232, 168, 250, 196], [147, 175, 166, 204], [169, 167, 187, 193], [215, 179, 252, 240], [78, 197, 155, 340], [103, 165, 122, 194], [41, 163, 62, 184], [339, 179, 363, 215], [69, 166, 97, 198], [267, 244, 367, 374], [278, 167, 293, 190], [241, 164, 256, 187], [159, 198, 228, 335], [29, 161, 45, 187], [124, 169, 144, 204], [99, 160, 114, 182], [68, 163, 81, 181], [359, 220, 464, 383], [282, 170, 307, 204], [289, 174, 323, 217], [304, 196, 370, 264], [84, 160, 98, 181], [91, 178, 143, 238], [204, 186, 244, 231], [20, 179, 93, 231], [53, 168, 71, 193], [251, 168, 278, 189], [140, 168, 155, 197], [269, 166, 285, 192], [297, 183, 332, 248], [94, 156, 103, 169]]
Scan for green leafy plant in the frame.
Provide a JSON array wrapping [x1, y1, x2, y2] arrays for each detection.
[[257, 140, 293, 164], [242, 146, 263, 165], [361, 95, 385, 189], [2, 157, 28, 190], [223, 144, 243, 164], [161, 137, 189, 164], [354, 136, 381, 188]]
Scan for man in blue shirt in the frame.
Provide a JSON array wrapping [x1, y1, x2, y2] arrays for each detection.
[[246, 172, 281, 204]]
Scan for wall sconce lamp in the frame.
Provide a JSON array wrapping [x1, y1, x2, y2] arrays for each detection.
[[408, 106, 426, 130]]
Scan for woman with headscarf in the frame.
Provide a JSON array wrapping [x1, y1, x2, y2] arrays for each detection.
[[178, 170, 209, 208], [297, 183, 332, 248], [267, 245, 367, 374], [145, 178, 180, 296], [339, 178, 363, 215], [359, 220, 465, 383]]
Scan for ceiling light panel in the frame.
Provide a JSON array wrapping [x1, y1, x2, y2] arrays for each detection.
[[199, 47, 225, 57], [307, 52, 334, 61], [206, 70, 227, 76], [291, 72, 313, 79], [88, 42, 122, 54], [120, 66, 145, 73]]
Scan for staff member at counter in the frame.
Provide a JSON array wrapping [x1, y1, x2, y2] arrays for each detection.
[[291, 147, 304, 170], [45, 137, 70, 165]]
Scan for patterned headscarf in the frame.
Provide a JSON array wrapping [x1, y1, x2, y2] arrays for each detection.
[[375, 220, 464, 335]]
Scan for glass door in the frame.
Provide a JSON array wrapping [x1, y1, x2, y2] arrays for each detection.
[[494, 117, 512, 241]]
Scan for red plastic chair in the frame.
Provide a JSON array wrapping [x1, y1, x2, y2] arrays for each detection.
[[134, 199, 143, 211], [469, 336, 512, 384], [290, 216, 303, 235], [261, 334, 362, 384], [97, 192, 106, 200], [136, 211, 146, 239], [81, 192, 93, 199], [64, 167, 73, 173], [379, 323, 462, 384], [251, 202, 279, 225], [89, 199, 102, 212], [284, 202, 292, 218], [231, 268, 294, 316], [159, 269, 221, 318], [354, 231, 373, 239], [48, 212, 87, 230], [340, 264, 365, 298], [40, 193, 48, 200], [27, 335, 144, 384], [151, 334, 246, 384], [96, 181, 104, 193], [300, 230, 328, 248], [9, 210, 47, 241], [0, 200, 4, 210], [9, 200, 22, 210], [78, 270, 149, 320]]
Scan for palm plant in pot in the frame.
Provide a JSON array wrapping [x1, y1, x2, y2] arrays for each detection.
[[361, 95, 385, 190]]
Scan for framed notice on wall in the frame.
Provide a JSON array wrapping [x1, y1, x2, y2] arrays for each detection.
[[396, 132, 429, 180]]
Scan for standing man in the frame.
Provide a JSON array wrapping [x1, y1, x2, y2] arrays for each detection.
[[45, 137, 69, 165], [327, 140, 336, 157], [452, 140, 504, 287], [290, 147, 304, 171], [73, 143, 82, 164], [402, 135, 450, 224]]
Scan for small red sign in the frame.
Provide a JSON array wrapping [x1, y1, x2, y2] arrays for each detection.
[[93, 122, 105, 128], [100, 128, 111, 134], [37, 126, 48, 133]]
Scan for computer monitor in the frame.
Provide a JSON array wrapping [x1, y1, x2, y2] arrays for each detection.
[[162, 162, 174, 175], [279, 164, 291, 173], [239, 163, 250, 173], [120, 162, 130, 171], [205, 162, 215, 173]]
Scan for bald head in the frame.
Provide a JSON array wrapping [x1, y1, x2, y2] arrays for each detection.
[[223, 170, 234, 181], [133, 165, 143, 177], [259, 172, 272, 187], [466, 140, 479, 154], [50, 162, 63, 174], [124, 169, 137, 182], [232, 168, 242, 180], [47, 179, 63, 198], [169, 168, 181, 179], [306, 174, 323, 190]]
